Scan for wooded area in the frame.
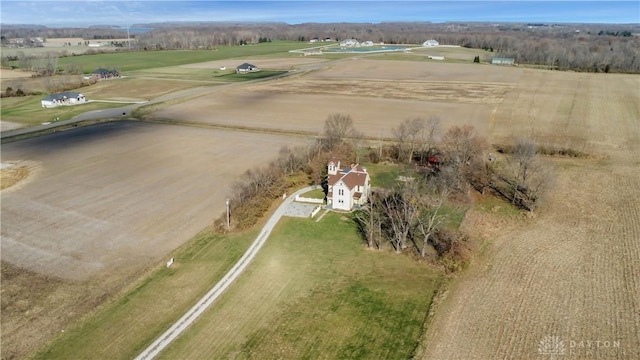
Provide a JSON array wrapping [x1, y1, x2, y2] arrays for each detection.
[[2, 22, 639, 72]]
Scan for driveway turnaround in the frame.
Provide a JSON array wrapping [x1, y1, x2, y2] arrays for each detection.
[[135, 185, 318, 360]]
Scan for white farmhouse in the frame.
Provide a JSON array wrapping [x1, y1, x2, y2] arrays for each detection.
[[423, 39, 439, 47], [327, 160, 371, 211], [41, 91, 86, 108]]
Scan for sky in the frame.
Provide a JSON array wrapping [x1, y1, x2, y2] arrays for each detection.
[[1, 1, 638, 27]]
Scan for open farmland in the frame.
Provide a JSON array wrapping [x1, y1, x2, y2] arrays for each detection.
[[0, 121, 305, 358], [151, 60, 519, 138], [148, 56, 639, 358], [2, 44, 639, 360], [417, 70, 640, 359]]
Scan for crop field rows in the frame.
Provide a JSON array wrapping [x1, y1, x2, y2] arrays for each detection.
[[420, 157, 640, 359], [419, 65, 640, 359]]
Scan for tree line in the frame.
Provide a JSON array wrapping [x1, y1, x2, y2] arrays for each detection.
[[2, 22, 638, 72]]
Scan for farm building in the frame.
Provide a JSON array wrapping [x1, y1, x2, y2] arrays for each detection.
[[92, 68, 120, 81], [492, 57, 516, 65], [423, 39, 439, 47], [236, 63, 260, 74], [326, 160, 371, 211], [41, 91, 86, 108]]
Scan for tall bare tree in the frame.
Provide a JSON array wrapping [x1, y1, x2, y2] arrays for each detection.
[[441, 125, 488, 195], [382, 179, 421, 253], [353, 193, 383, 250], [506, 139, 554, 212], [323, 113, 355, 150], [414, 178, 451, 258], [393, 117, 425, 163]]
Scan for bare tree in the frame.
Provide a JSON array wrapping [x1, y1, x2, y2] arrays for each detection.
[[349, 129, 365, 163], [353, 193, 383, 250], [393, 118, 425, 163], [382, 179, 421, 253], [506, 139, 554, 212], [417, 116, 441, 164], [323, 113, 354, 150], [414, 179, 451, 258], [441, 125, 488, 195]]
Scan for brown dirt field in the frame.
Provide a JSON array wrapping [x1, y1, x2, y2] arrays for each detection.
[[151, 60, 513, 139], [0, 121, 305, 359], [417, 71, 640, 359], [78, 77, 208, 102], [0, 69, 34, 80]]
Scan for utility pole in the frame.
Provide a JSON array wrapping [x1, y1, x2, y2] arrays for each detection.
[[226, 199, 230, 230]]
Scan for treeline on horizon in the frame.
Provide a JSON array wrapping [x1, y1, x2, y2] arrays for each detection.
[[2, 22, 639, 73]]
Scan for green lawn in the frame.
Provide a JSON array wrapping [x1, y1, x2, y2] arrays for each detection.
[[361, 161, 413, 188], [32, 229, 257, 360], [32, 189, 444, 360], [158, 213, 443, 359], [300, 188, 326, 199], [0, 95, 125, 127]]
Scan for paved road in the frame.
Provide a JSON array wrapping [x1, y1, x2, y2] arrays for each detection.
[[134, 185, 320, 360]]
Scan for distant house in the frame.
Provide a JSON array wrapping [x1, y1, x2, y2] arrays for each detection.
[[326, 160, 371, 211], [92, 68, 120, 81], [41, 91, 86, 108], [423, 39, 439, 47], [339, 39, 359, 47], [236, 63, 260, 74], [491, 57, 515, 65]]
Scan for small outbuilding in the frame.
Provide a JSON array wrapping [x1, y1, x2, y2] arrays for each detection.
[[236, 63, 260, 74], [423, 39, 439, 47], [41, 91, 86, 108]]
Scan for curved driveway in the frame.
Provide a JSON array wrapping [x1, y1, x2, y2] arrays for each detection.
[[135, 185, 320, 360]]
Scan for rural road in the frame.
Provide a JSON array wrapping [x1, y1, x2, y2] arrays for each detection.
[[134, 185, 319, 360]]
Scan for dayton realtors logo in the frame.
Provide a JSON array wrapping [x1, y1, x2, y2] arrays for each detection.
[[538, 335, 622, 357], [538, 336, 566, 356]]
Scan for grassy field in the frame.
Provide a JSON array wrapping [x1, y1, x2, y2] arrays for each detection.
[[32, 229, 256, 360], [31, 211, 442, 359], [157, 213, 443, 359], [6, 41, 309, 73], [0, 95, 126, 127]]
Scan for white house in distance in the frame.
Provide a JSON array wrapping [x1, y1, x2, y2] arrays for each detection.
[[423, 39, 439, 47], [41, 91, 86, 108], [327, 160, 371, 211]]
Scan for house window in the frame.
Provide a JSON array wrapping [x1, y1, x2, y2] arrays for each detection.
[[338, 189, 344, 196]]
